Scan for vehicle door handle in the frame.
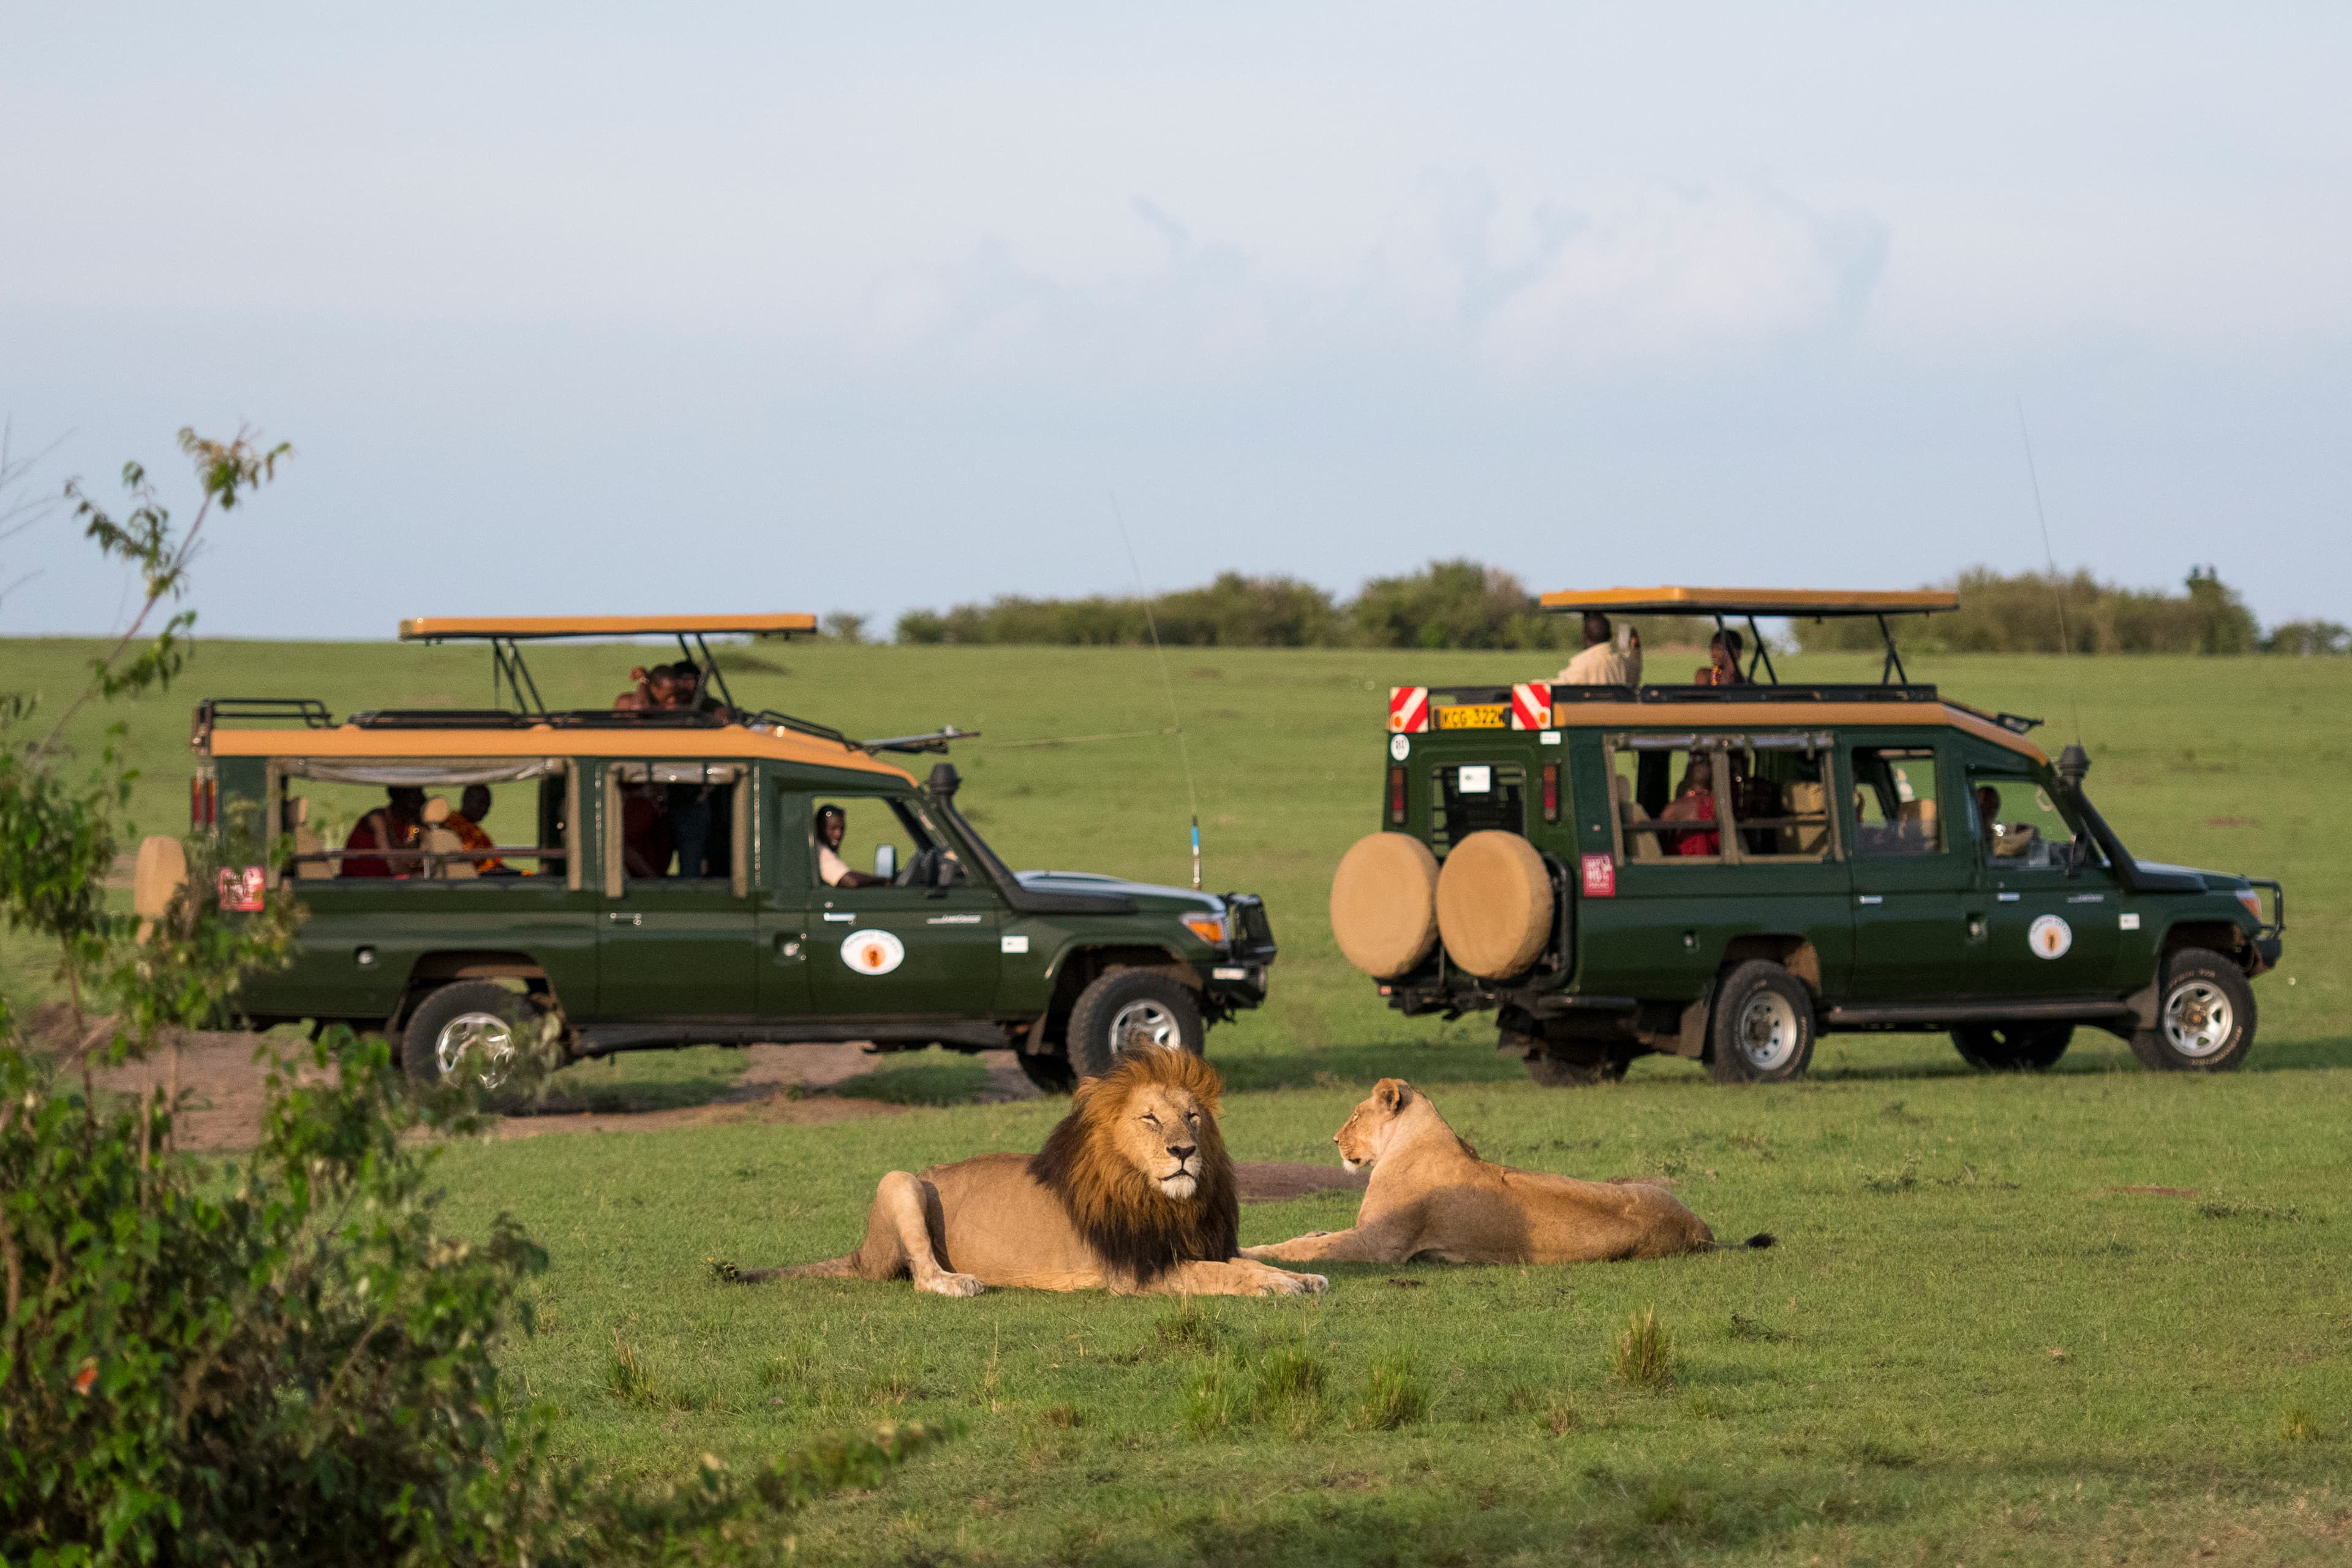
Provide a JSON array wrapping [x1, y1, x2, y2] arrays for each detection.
[[1855, 894, 1883, 906], [606, 911, 641, 926], [822, 911, 856, 923]]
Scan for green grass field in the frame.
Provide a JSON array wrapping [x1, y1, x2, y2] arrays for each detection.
[[7, 638, 2350, 1563]]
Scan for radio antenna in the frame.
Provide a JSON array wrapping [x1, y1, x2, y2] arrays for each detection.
[[2015, 398, 2085, 745], [1110, 492, 1203, 889]]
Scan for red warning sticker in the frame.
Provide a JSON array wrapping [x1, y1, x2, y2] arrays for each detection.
[[1510, 682, 1551, 730], [1388, 686, 1430, 733], [1580, 853, 1616, 899]]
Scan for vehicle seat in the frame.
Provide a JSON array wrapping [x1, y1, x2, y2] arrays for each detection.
[[288, 796, 332, 880], [419, 796, 477, 880], [1615, 774, 1663, 862], [1785, 781, 1827, 855], [1894, 797, 1937, 852]]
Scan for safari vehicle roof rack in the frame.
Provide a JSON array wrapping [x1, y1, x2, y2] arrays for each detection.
[[190, 697, 334, 748], [1539, 586, 1958, 687], [393, 613, 820, 729]]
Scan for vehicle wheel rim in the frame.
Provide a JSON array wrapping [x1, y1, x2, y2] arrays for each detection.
[[435, 1010, 516, 1087], [1735, 992, 1800, 1072], [2162, 981, 2233, 1058], [1108, 999, 1182, 1053]]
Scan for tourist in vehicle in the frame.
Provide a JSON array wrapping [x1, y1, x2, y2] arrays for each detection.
[[1659, 755, 1722, 856], [341, 786, 425, 878], [814, 804, 887, 888], [1694, 628, 1750, 686], [441, 783, 507, 874], [620, 778, 672, 878], [614, 666, 658, 710], [1624, 625, 1644, 688], [1975, 785, 2002, 840], [1555, 612, 1634, 686]]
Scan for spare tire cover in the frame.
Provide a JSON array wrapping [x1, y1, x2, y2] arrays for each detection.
[[132, 834, 189, 922], [1329, 832, 1441, 978], [1435, 831, 1555, 979]]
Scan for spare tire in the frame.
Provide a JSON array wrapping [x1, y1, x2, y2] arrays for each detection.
[[1435, 831, 1554, 979], [1329, 832, 1441, 978], [132, 835, 189, 938]]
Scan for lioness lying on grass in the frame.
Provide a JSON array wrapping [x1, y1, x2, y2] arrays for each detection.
[[1239, 1079, 1772, 1266], [728, 1049, 1325, 1297]]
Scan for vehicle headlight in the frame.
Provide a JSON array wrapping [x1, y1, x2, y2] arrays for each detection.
[[1182, 913, 1226, 944]]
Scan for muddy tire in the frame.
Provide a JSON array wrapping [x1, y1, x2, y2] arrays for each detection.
[[402, 981, 535, 1104], [1951, 1022, 2073, 1071], [2130, 949, 2256, 1072], [1329, 832, 1441, 978], [1433, 831, 1555, 980], [1705, 962, 1815, 1085], [1065, 970, 1204, 1082]]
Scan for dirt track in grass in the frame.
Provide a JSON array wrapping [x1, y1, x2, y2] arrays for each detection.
[[61, 1018, 1374, 1202]]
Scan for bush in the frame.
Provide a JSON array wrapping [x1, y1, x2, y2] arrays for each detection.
[[1793, 566, 2262, 655], [1612, 1308, 1676, 1389]]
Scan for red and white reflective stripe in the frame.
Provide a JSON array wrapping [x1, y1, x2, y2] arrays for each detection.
[[1388, 687, 1430, 733], [1509, 682, 1551, 730]]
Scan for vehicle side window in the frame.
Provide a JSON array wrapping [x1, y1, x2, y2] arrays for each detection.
[[1730, 742, 1836, 862], [1969, 774, 2103, 870], [1609, 742, 1722, 863], [276, 760, 573, 883], [1429, 763, 1525, 857], [1851, 747, 1941, 856], [608, 762, 740, 884], [810, 793, 967, 891]]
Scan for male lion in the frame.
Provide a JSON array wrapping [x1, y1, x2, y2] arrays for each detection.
[[732, 1050, 1325, 1297], [1239, 1079, 1771, 1266]]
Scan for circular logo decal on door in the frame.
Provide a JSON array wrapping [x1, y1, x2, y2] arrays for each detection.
[[840, 929, 907, 975], [2027, 914, 2073, 960]]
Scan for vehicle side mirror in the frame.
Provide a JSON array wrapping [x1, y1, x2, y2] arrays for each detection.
[[873, 843, 897, 881], [934, 853, 957, 888]]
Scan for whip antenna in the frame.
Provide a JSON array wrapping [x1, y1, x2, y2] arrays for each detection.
[[1110, 492, 1203, 889], [2015, 398, 2085, 745]]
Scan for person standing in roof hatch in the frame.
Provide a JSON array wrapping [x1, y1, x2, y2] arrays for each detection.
[[1695, 628, 1751, 686], [1555, 612, 1634, 686]]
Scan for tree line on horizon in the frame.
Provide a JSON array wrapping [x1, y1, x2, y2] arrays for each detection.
[[875, 559, 2344, 657]]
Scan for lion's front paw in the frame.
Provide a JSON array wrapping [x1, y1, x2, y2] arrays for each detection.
[[1262, 1270, 1328, 1296], [919, 1271, 986, 1298]]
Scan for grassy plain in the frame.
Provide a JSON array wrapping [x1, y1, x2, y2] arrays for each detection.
[[6, 636, 2350, 1564]]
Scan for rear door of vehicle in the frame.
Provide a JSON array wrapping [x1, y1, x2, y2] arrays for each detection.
[[1842, 737, 1983, 998], [594, 758, 758, 1019]]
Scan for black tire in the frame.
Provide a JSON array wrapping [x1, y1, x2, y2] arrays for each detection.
[[1064, 970, 1205, 1082], [1014, 1050, 1077, 1095], [1704, 961, 1816, 1085], [401, 981, 537, 1102], [2130, 949, 2257, 1072], [1525, 1049, 1629, 1088], [1950, 1022, 2073, 1071]]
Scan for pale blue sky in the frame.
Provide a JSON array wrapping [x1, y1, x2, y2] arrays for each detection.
[[4, 3, 2347, 637]]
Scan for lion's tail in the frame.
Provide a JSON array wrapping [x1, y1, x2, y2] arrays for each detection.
[[709, 1253, 862, 1286], [1711, 1232, 1776, 1252]]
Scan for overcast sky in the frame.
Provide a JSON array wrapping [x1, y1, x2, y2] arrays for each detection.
[[4, 2, 2347, 639]]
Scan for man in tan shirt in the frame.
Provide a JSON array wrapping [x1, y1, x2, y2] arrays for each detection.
[[1555, 612, 1635, 686]]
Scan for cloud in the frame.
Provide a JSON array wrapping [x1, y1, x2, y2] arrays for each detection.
[[842, 176, 1887, 386]]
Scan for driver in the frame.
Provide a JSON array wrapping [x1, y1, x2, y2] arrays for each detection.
[[813, 804, 888, 888]]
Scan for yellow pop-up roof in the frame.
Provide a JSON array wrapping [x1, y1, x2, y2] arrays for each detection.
[[398, 614, 818, 641]]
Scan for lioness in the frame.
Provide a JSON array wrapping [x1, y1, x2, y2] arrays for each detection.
[[1239, 1079, 1770, 1266], [733, 1049, 1325, 1297]]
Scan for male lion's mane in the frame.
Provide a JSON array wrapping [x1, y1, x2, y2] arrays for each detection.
[[1027, 1049, 1239, 1284]]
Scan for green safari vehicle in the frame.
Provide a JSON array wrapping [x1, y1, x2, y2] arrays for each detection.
[[184, 614, 1276, 1093], [1330, 588, 2284, 1085]]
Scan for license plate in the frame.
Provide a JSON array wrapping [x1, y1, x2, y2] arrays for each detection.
[[1436, 704, 1506, 729]]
